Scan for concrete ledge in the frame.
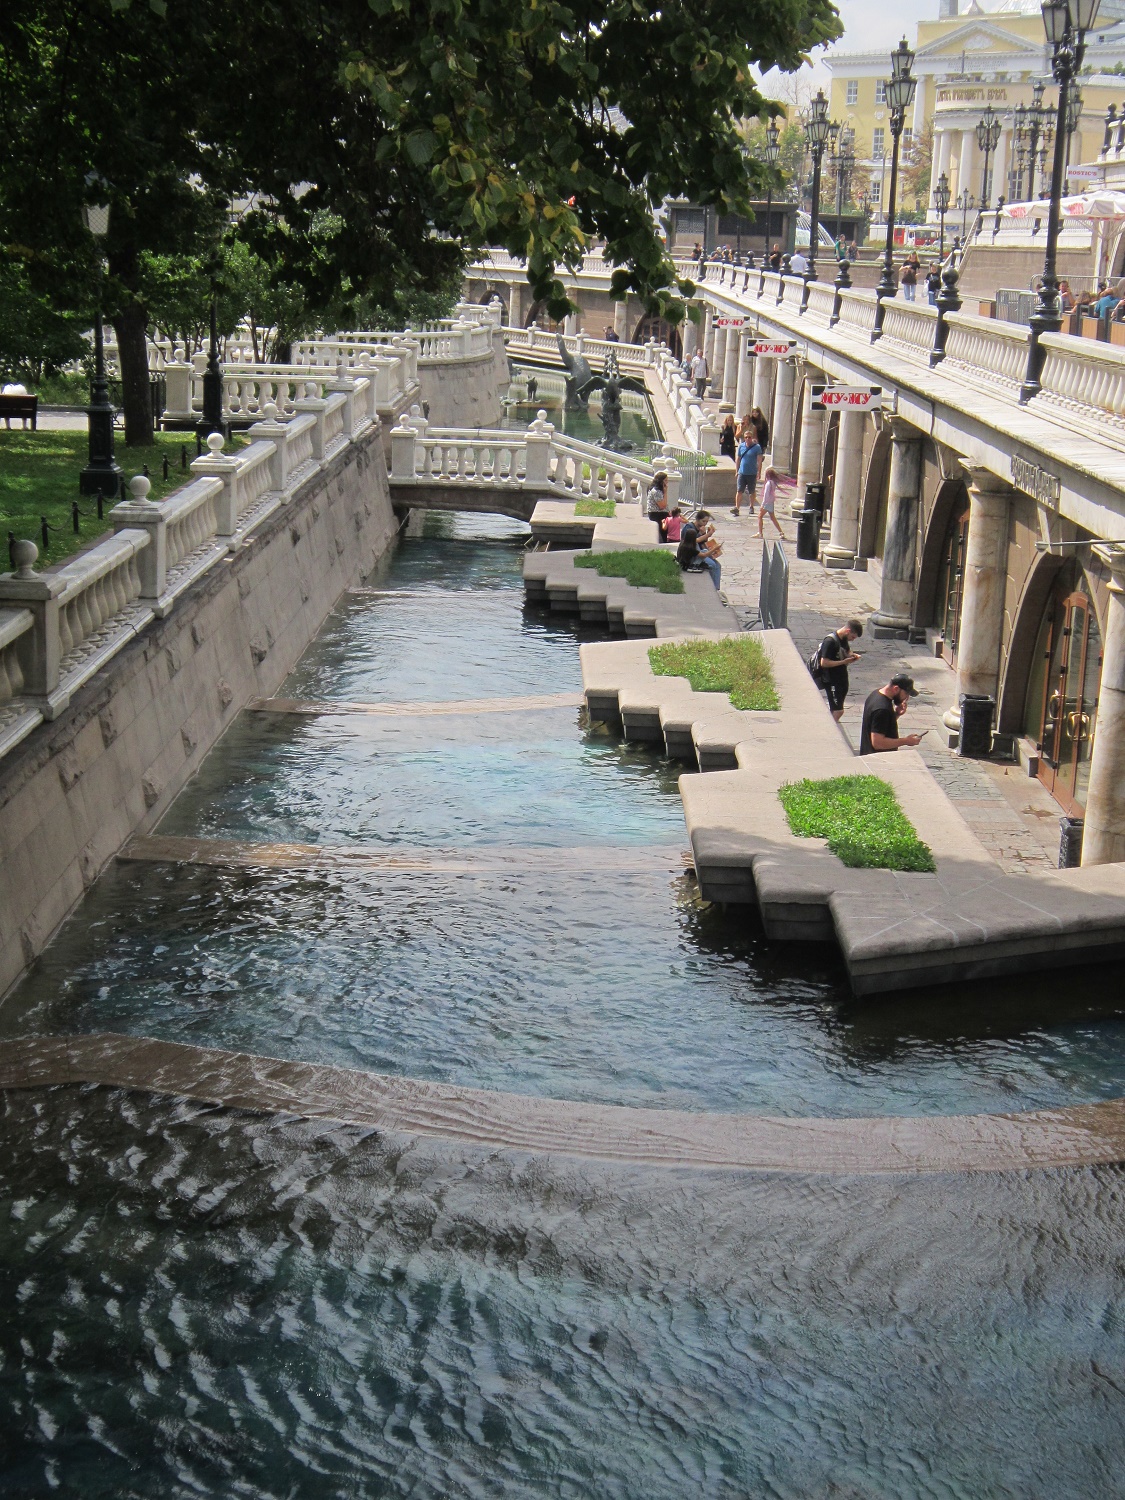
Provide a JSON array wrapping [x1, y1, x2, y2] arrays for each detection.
[[5, 1031, 1125, 1174], [524, 550, 732, 636]]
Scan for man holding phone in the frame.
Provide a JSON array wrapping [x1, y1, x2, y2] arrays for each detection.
[[815, 618, 864, 722], [859, 674, 924, 754]]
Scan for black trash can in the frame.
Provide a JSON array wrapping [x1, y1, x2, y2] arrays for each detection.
[[803, 482, 826, 514], [958, 693, 995, 758], [795, 507, 821, 561], [1059, 817, 1084, 869]]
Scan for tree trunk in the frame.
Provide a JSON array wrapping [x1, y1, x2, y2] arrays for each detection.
[[113, 302, 153, 446]]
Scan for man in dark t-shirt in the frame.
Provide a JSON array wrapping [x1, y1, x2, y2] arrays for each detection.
[[817, 618, 863, 721], [859, 675, 923, 755]]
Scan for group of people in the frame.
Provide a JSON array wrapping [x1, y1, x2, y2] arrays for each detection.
[[644, 476, 724, 589], [717, 410, 781, 535], [810, 618, 924, 754]]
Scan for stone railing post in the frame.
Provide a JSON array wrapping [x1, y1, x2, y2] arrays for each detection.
[[351, 358, 379, 425], [293, 391, 329, 463], [523, 410, 554, 486], [163, 360, 193, 421], [110, 475, 167, 599], [248, 404, 291, 493], [328, 360, 357, 435], [0, 541, 65, 707], [390, 421, 417, 478], [1082, 547, 1125, 864], [191, 432, 243, 536]]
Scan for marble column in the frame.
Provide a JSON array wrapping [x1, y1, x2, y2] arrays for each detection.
[[733, 332, 753, 419], [721, 326, 741, 408], [941, 470, 1011, 728], [870, 419, 921, 636], [753, 356, 775, 439], [795, 377, 825, 498], [934, 130, 953, 209], [1081, 551, 1125, 865], [991, 132, 1009, 211], [771, 358, 797, 474], [682, 312, 698, 360], [509, 282, 522, 328], [613, 298, 628, 338], [712, 326, 728, 396], [703, 308, 716, 370], [822, 408, 866, 568]]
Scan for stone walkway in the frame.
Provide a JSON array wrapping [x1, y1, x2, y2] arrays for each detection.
[[705, 473, 1063, 874]]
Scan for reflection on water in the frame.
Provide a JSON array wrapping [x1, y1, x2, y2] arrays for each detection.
[[2, 1089, 1124, 1499]]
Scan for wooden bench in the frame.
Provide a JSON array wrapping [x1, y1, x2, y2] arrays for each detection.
[[0, 393, 38, 430]]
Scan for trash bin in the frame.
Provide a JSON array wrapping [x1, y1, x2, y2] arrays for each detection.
[[795, 507, 821, 561], [1059, 816, 1084, 869], [803, 482, 826, 514], [958, 693, 995, 758]]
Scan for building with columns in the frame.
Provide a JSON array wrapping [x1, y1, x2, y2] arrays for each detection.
[[825, 0, 1125, 223]]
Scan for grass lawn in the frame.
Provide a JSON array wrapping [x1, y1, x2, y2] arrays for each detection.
[[778, 774, 937, 873], [1, 430, 211, 567], [574, 547, 683, 593], [649, 636, 779, 711], [574, 498, 616, 518]]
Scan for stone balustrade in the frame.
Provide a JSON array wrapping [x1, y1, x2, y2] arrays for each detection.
[[0, 609, 33, 708], [942, 312, 1028, 389], [1037, 333, 1125, 427]]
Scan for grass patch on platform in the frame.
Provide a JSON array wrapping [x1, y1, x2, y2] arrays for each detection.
[[649, 637, 779, 711], [574, 548, 683, 593], [0, 430, 202, 566], [574, 498, 616, 518], [778, 774, 936, 873]]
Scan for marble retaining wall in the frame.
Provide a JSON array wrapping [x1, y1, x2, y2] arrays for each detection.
[[419, 349, 504, 427], [0, 425, 397, 999]]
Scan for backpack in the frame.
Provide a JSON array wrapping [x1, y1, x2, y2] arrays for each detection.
[[807, 641, 827, 687]]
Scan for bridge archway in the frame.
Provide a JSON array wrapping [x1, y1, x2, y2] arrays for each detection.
[[857, 424, 892, 560], [916, 471, 971, 642], [632, 316, 681, 357]]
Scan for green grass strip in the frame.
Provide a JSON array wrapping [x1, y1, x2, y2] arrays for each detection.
[[574, 498, 616, 518], [648, 637, 779, 711], [778, 774, 937, 873], [574, 548, 683, 593]]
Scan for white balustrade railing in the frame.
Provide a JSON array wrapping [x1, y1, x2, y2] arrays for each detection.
[[878, 300, 938, 357], [162, 479, 223, 571], [1038, 333, 1125, 424], [55, 531, 149, 663], [0, 608, 33, 706], [836, 290, 878, 334], [943, 312, 1028, 388], [804, 283, 836, 325]]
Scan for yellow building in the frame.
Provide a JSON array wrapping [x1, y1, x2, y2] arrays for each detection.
[[825, 0, 1125, 219]]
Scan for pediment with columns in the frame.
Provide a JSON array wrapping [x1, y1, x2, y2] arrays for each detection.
[[916, 21, 1044, 57]]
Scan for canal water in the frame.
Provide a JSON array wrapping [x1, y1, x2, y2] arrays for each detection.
[[2, 512, 1125, 1495]]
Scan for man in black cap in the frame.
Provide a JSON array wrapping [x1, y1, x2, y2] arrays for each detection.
[[859, 674, 924, 755]]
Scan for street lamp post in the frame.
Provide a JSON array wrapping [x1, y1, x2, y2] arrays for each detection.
[[801, 89, 833, 308], [79, 197, 124, 499], [1022, 0, 1101, 401], [957, 189, 976, 239], [872, 37, 917, 341], [759, 119, 781, 296], [1017, 81, 1053, 200], [933, 170, 951, 259], [198, 255, 225, 443], [976, 105, 1001, 208]]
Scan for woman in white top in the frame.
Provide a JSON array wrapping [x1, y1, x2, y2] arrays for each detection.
[[756, 466, 784, 539]]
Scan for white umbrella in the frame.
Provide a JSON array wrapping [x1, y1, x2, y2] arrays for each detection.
[[1001, 191, 1125, 221]]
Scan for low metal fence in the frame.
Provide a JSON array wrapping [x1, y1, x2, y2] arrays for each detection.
[[757, 539, 789, 629]]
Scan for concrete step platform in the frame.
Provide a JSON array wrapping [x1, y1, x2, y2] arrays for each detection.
[[579, 630, 1125, 998], [523, 549, 732, 637], [529, 500, 662, 552]]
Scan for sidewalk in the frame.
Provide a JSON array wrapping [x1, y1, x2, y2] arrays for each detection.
[[707, 472, 1062, 874]]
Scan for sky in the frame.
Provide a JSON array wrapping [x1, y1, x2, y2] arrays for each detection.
[[772, 0, 942, 92]]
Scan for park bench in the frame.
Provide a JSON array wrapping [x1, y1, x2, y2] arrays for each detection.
[[0, 392, 38, 430]]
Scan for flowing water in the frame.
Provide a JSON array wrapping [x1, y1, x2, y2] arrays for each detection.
[[3, 512, 1125, 1495]]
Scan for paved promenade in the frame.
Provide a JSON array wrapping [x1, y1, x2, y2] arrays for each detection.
[[705, 475, 1062, 873]]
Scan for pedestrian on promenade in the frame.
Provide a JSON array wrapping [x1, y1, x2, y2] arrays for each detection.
[[811, 618, 863, 721], [925, 263, 941, 305], [789, 248, 809, 277], [691, 349, 709, 399], [901, 252, 920, 302], [692, 242, 703, 262], [734, 428, 762, 518], [749, 405, 770, 451], [769, 244, 783, 271], [859, 674, 923, 754], [1059, 280, 1075, 313], [846, 238, 858, 261], [757, 466, 784, 539], [604, 325, 620, 342], [719, 414, 737, 461]]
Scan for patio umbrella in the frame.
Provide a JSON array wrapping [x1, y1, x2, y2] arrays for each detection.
[[1001, 191, 1125, 221]]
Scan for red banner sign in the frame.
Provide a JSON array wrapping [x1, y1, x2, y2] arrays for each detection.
[[811, 384, 883, 410], [751, 341, 795, 357], [713, 316, 746, 327]]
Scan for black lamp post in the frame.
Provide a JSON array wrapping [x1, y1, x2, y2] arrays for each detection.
[[830, 126, 855, 241], [933, 170, 951, 258], [1022, 0, 1101, 402], [1017, 81, 1053, 199], [957, 188, 976, 239], [79, 197, 124, 499], [977, 105, 1001, 208], [801, 89, 832, 307], [759, 119, 781, 295], [872, 37, 917, 341]]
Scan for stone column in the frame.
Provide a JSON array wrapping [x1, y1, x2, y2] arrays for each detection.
[[613, 297, 628, 338], [703, 308, 716, 369], [870, 419, 921, 637], [711, 325, 728, 397], [1082, 551, 1125, 865], [934, 130, 953, 207], [733, 331, 753, 416], [721, 326, 740, 407], [991, 132, 1009, 211], [509, 282, 522, 328], [822, 408, 866, 568], [940, 469, 1011, 727], [771, 358, 797, 474], [682, 312, 698, 360], [753, 356, 775, 433], [795, 377, 825, 496]]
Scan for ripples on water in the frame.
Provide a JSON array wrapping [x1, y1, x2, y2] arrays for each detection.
[[3, 1089, 1125, 1500]]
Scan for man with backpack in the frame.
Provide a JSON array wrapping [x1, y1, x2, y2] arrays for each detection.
[[807, 618, 863, 722]]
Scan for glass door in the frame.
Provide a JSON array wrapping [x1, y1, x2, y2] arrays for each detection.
[[1038, 592, 1102, 816]]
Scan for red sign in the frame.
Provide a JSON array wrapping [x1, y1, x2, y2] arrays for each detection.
[[751, 341, 795, 357], [713, 316, 746, 327], [811, 384, 883, 411]]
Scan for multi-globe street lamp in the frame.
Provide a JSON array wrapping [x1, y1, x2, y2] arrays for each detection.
[[1016, 81, 1054, 200], [976, 105, 1001, 208], [872, 37, 917, 341], [830, 126, 856, 241], [801, 89, 833, 305], [1022, 0, 1102, 401], [933, 170, 951, 259], [79, 193, 124, 499], [957, 189, 976, 239], [758, 119, 781, 296]]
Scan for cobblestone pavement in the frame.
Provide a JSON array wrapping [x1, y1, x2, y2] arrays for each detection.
[[706, 474, 1062, 873]]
